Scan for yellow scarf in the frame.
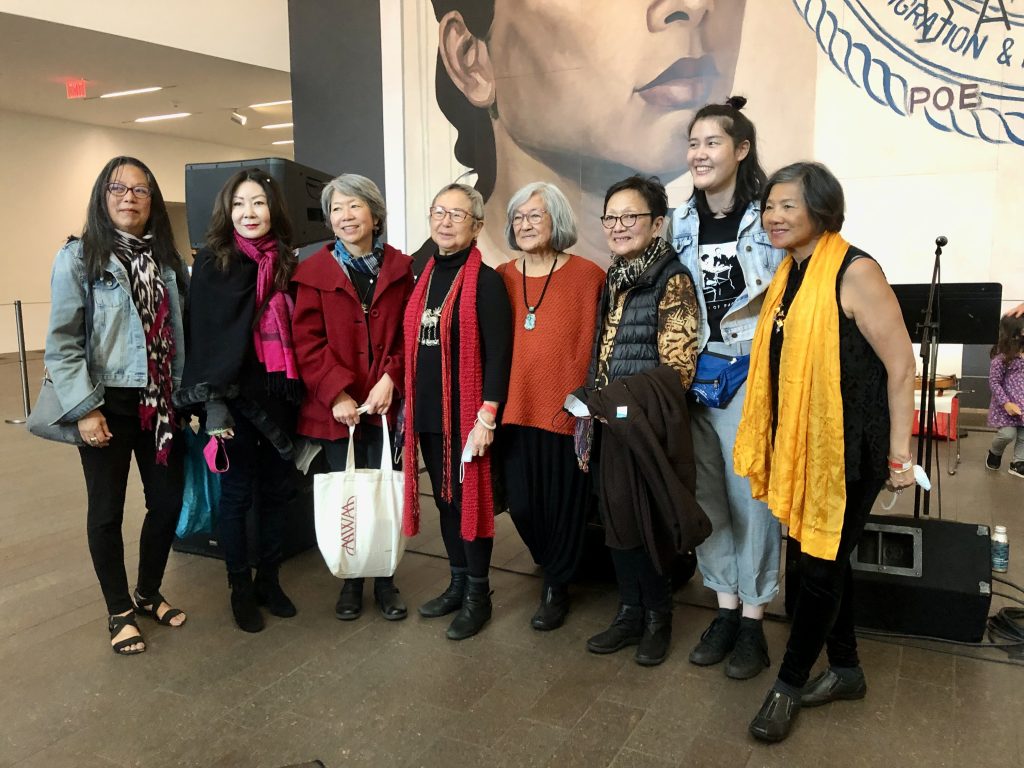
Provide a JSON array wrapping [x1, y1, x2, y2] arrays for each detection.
[[733, 231, 850, 561]]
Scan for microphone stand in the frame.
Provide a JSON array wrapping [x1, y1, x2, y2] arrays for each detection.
[[914, 238, 945, 518]]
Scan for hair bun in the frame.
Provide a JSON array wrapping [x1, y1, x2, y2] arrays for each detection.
[[726, 95, 747, 111]]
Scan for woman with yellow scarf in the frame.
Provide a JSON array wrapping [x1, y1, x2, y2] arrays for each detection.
[[733, 162, 916, 743]]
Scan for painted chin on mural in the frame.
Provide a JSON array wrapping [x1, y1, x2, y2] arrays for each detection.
[[434, 0, 746, 264]]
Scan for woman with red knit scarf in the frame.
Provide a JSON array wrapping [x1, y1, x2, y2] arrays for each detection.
[[403, 183, 513, 640], [176, 169, 303, 634]]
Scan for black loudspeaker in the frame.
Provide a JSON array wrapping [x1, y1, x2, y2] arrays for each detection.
[[785, 517, 992, 642], [184, 157, 334, 249]]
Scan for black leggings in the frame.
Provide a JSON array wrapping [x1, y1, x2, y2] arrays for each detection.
[[610, 547, 672, 613], [778, 475, 885, 689], [419, 432, 493, 578], [79, 412, 184, 615]]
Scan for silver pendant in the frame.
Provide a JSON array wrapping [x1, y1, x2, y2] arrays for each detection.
[[524, 311, 536, 331]]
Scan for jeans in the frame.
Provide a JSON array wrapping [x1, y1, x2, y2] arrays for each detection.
[[79, 412, 184, 615], [990, 426, 1024, 463], [218, 410, 295, 573]]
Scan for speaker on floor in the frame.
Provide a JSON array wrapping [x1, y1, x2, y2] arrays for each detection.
[[785, 516, 992, 642]]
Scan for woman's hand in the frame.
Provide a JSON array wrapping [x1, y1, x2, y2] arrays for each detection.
[[885, 454, 917, 494], [471, 418, 495, 457], [364, 373, 395, 415], [331, 391, 360, 428], [78, 409, 112, 447], [1004, 402, 1022, 417]]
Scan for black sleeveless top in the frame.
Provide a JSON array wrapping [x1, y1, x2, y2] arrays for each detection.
[[769, 246, 889, 482]]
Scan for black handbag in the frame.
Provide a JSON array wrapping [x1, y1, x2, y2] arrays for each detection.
[[27, 279, 94, 446]]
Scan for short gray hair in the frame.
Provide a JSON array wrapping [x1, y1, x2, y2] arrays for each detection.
[[504, 182, 578, 252], [431, 182, 485, 221], [320, 173, 388, 238]]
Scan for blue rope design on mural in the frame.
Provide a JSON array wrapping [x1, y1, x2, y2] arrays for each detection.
[[793, 0, 1024, 146]]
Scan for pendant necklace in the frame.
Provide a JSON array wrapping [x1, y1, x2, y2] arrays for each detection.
[[355, 276, 375, 315], [418, 265, 462, 347], [521, 254, 559, 331]]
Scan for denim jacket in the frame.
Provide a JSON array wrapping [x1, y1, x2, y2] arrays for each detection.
[[43, 238, 186, 423], [670, 198, 785, 351]]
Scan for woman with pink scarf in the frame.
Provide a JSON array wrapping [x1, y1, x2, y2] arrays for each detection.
[[176, 169, 303, 633]]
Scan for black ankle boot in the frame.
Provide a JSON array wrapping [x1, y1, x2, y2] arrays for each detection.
[[373, 576, 408, 621], [586, 604, 644, 654], [635, 609, 673, 666], [531, 583, 569, 631], [419, 568, 468, 618], [254, 562, 297, 618], [335, 578, 364, 621], [228, 569, 264, 633], [446, 577, 492, 640]]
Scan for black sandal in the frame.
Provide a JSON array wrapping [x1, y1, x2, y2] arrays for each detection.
[[133, 589, 186, 627], [109, 612, 146, 656]]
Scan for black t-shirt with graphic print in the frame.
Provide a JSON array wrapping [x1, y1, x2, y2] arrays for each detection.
[[697, 205, 746, 343]]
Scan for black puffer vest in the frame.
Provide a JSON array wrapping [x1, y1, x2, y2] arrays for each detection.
[[587, 249, 690, 387]]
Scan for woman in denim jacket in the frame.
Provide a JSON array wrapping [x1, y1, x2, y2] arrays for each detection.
[[670, 99, 785, 679], [44, 156, 188, 655]]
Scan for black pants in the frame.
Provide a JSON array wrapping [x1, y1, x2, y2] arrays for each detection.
[[502, 425, 591, 587], [610, 547, 672, 613], [218, 411, 295, 574], [79, 413, 184, 615], [778, 475, 885, 689], [419, 432, 493, 578]]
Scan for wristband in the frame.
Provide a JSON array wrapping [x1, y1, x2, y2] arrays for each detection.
[[888, 457, 912, 472], [891, 465, 911, 474], [475, 416, 496, 431], [480, 402, 498, 417]]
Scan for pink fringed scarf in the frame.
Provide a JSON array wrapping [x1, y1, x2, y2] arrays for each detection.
[[402, 246, 494, 541], [233, 232, 300, 381]]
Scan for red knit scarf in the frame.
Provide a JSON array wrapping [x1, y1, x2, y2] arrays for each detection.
[[402, 246, 494, 541]]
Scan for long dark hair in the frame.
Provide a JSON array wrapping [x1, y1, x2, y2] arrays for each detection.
[[432, 0, 497, 201], [205, 168, 296, 292], [81, 156, 182, 282], [992, 314, 1024, 362], [688, 96, 766, 217]]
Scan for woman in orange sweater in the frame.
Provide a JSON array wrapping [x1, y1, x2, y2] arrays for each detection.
[[496, 182, 605, 630]]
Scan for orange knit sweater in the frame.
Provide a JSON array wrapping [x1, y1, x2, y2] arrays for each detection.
[[497, 255, 606, 435]]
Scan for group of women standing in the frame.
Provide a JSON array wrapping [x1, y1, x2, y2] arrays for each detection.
[[44, 96, 916, 744]]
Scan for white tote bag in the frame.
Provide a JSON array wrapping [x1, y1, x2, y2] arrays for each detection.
[[313, 419, 406, 579]]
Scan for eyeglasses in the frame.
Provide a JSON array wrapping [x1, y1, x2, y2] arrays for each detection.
[[511, 210, 547, 227], [106, 182, 152, 199], [429, 206, 475, 224], [600, 212, 652, 229]]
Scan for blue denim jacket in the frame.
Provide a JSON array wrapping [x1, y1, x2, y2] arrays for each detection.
[[670, 198, 785, 351], [43, 238, 186, 422]]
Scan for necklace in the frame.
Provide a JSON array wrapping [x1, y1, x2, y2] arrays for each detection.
[[355, 276, 375, 315], [521, 254, 559, 331], [418, 265, 462, 347]]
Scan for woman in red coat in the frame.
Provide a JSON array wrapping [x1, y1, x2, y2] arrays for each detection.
[[292, 173, 414, 622]]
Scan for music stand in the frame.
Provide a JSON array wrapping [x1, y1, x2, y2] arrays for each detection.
[[891, 282, 1002, 517]]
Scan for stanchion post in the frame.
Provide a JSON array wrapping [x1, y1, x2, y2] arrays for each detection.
[[5, 299, 31, 424]]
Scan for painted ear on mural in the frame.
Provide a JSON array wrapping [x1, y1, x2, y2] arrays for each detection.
[[437, 11, 496, 110]]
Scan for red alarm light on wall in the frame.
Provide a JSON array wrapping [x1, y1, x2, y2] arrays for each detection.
[[65, 79, 88, 99]]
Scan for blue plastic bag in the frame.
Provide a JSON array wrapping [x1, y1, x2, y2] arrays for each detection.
[[176, 426, 220, 538]]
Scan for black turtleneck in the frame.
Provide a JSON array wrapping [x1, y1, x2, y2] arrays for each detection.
[[414, 245, 513, 434]]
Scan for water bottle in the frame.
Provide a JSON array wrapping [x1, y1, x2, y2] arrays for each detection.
[[991, 525, 1009, 573]]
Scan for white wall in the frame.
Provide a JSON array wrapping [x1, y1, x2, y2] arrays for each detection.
[[0, 109, 268, 353], [0, 0, 290, 71]]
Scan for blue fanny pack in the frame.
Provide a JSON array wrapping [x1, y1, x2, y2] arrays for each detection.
[[690, 351, 750, 409]]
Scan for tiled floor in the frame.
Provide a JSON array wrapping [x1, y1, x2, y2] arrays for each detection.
[[2, 354, 1022, 767]]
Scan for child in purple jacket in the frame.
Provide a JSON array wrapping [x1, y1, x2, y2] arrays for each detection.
[[986, 314, 1024, 478]]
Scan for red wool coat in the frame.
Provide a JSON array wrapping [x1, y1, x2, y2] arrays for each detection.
[[291, 243, 414, 440]]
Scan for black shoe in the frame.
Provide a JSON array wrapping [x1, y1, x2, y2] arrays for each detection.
[[635, 609, 673, 667], [254, 563, 297, 618], [749, 687, 801, 743], [801, 667, 867, 707], [987, 451, 1002, 471], [1010, 461, 1024, 479], [446, 578, 492, 640], [531, 584, 569, 631], [419, 569, 468, 618], [725, 618, 770, 680], [228, 569, 264, 633], [334, 578, 364, 621], [688, 611, 740, 666], [586, 604, 644, 654], [373, 577, 408, 621]]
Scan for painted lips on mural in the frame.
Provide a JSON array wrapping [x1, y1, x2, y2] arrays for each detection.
[[797, 0, 1024, 145]]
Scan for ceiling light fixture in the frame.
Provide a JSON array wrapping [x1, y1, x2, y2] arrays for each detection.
[[231, 111, 248, 126], [271, 139, 295, 145], [261, 122, 294, 130], [249, 99, 292, 108], [101, 86, 163, 99], [134, 112, 191, 123]]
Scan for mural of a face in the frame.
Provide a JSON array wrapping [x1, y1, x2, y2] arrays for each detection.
[[486, 0, 746, 178]]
